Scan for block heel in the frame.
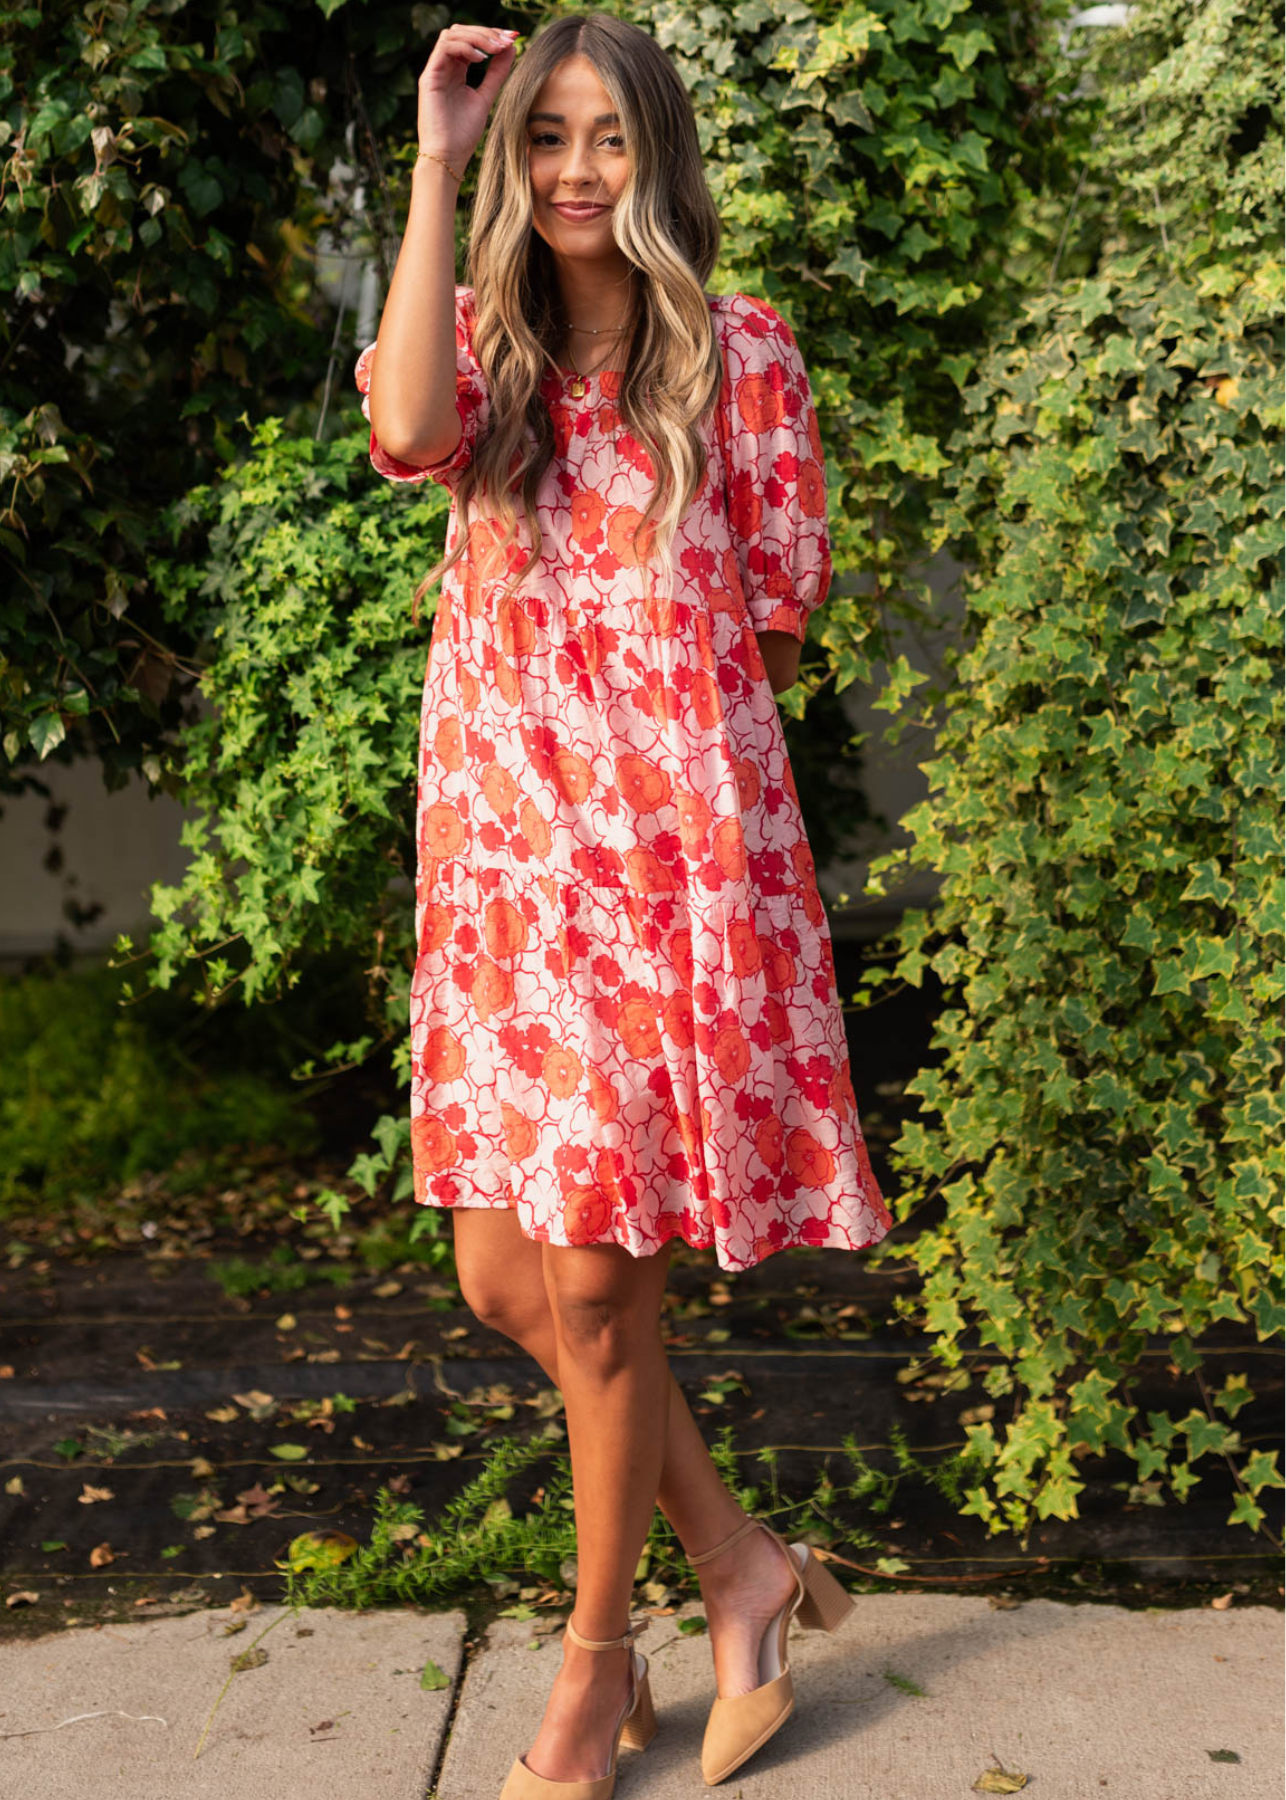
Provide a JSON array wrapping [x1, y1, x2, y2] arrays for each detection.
[[618, 1667, 657, 1750], [794, 1547, 855, 1633]]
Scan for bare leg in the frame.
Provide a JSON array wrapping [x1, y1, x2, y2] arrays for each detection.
[[453, 1210, 800, 1729]]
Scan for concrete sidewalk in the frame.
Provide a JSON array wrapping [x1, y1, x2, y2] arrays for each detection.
[[0, 1592, 1279, 1799]]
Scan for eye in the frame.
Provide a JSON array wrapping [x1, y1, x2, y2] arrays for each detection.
[[527, 132, 627, 150]]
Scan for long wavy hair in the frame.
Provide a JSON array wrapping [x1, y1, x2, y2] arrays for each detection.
[[411, 11, 724, 627]]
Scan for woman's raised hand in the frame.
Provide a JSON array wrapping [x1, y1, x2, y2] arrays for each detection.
[[418, 24, 519, 176]]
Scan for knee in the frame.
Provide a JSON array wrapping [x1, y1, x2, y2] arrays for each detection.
[[548, 1286, 646, 1373], [456, 1268, 542, 1346]]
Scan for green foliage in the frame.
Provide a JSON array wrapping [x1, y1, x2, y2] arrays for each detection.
[[629, 0, 1060, 700], [134, 416, 445, 1014], [860, 0, 1284, 1542], [0, 959, 315, 1214], [0, 0, 367, 789], [206, 1243, 351, 1299]]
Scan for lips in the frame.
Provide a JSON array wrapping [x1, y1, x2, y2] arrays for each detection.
[[553, 202, 608, 219]]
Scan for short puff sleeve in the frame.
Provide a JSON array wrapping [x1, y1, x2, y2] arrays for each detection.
[[719, 295, 833, 642], [354, 284, 488, 488]]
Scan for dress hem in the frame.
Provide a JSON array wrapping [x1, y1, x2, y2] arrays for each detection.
[[415, 1193, 893, 1274]]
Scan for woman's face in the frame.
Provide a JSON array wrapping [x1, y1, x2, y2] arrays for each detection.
[[525, 54, 630, 261]]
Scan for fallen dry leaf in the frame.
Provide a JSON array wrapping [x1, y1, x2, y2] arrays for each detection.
[[231, 1390, 276, 1420], [6, 1591, 39, 1608], [89, 1543, 115, 1567], [235, 1483, 279, 1517], [78, 1484, 114, 1505], [5, 1476, 26, 1497], [1210, 1593, 1234, 1610], [193, 1525, 217, 1540], [276, 1313, 297, 1331], [973, 1764, 1029, 1793], [189, 1457, 216, 1479], [205, 1405, 239, 1423], [228, 1586, 259, 1615], [0, 1365, 14, 1379]]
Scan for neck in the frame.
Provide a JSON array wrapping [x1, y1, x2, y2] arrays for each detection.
[[552, 257, 639, 363]]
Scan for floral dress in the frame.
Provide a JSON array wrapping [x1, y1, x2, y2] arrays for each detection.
[[355, 286, 892, 1271]]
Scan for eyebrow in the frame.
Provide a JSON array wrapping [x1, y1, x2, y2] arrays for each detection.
[[527, 111, 620, 125]]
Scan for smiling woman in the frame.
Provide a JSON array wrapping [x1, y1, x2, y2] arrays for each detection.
[[354, 14, 888, 1797]]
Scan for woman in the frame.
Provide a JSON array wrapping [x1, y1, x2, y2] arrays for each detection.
[[356, 14, 893, 1796]]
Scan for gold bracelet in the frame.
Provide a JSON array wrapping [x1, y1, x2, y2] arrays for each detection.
[[416, 149, 463, 183]]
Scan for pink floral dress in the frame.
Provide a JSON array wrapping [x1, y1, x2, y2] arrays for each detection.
[[355, 286, 892, 1271]]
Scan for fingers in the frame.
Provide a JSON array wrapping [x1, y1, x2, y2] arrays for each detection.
[[433, 24, 519, 67]]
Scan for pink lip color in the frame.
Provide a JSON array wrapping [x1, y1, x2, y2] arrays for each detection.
[[553, 203, 608, 218]]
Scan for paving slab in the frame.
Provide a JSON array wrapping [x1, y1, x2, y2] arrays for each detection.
[[0, 1601, 465, 1799], [438, 1593, 1283, 1800]]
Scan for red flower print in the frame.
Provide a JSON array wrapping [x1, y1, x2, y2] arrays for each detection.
[[360, 287, 891, 1268]]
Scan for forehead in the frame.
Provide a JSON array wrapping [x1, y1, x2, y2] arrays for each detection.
[[527, 54, 617, 124]]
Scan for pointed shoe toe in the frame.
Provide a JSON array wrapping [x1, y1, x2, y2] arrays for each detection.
[[700, 1668, 795, 1786], [497, 1756, 619, 1800], [498, 1751, 618, 1800]]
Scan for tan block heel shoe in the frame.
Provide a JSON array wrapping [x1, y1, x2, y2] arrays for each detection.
[[690, 1515, 855, 1786], [498, 1614, 658, 1800]]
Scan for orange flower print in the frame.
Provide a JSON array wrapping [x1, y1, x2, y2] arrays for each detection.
[[687, 670, 724, 731], [412, 1112, 456, 1173], [606, 505, 657, 567], [759, 939, 797, 994], [482, 761, 521, 818], [420, 1026, 467, 1084], [675, 788, 714, 856], [669, 929, 695, 990], [496, 597, 537, 660], [735, 366, 786, 435], [624, 846, 681, 894], [564, 1184, 612, 1243], [615, 754, 673, 813], [797, 456, 827, 520], [786, 1128, 837, 1189], [755, 1114, 783, 1170], [472, 958, 514, 1023], [571, 488, 608, 545], [550, 748, 595, 805], [732, 758, 761, 810], [418, 901, 452, 955], [587, 1066, 621, 1123], [727, 919, 763, 978], [484, 897, 529, 959], [711, 1025, 750, 1084], [618, 995, 662, 1059], [542, 1042, 584, 1099], [661, 988, 695, 1048], [502, 1102, 540, 1162], [519, 799, 552, 858], [362, 286, 892, 1271], [711, 817, 748, 880], [434, 716, 465, 771], [422, 804, 465, 860]]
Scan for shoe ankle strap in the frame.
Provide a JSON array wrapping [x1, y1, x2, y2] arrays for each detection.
[[687, 1515, 764, 1567], [565, 1614, 651, 1651]]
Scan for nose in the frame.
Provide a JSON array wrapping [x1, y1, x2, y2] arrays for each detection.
[[558, 138, 602, 193]]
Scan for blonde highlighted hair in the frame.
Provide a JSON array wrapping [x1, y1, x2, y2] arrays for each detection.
[[411, 10, 724, 627]]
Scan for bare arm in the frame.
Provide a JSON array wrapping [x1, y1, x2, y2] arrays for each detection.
[[758, 630, 803, 695], [365, 23, 518, 467]]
